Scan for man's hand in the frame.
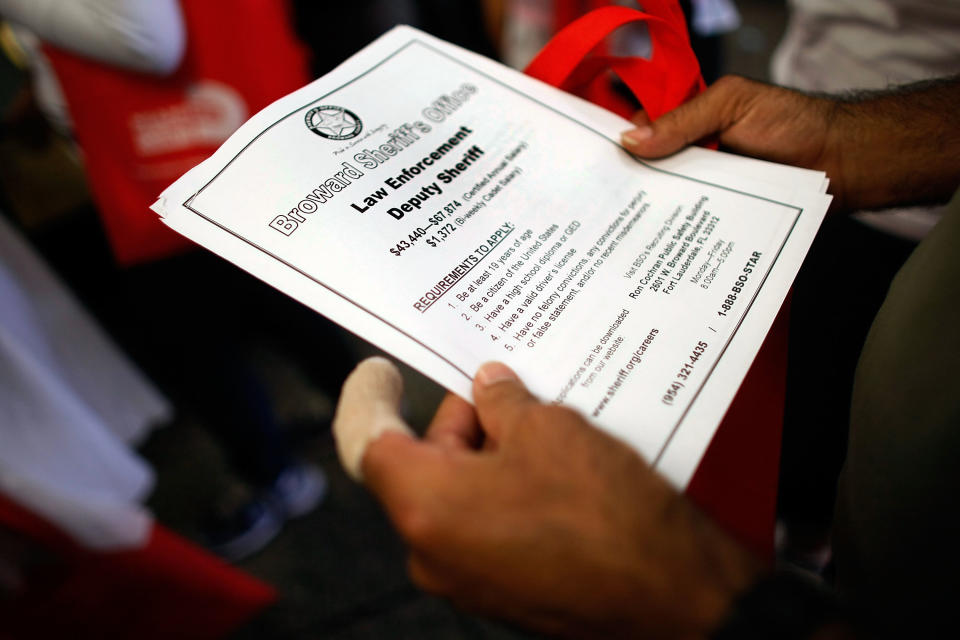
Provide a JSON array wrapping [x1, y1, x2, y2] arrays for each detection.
[[335, 358, 761, 639], [621, 75, 960, 213]]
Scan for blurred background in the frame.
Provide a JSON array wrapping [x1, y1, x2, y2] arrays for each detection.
[[0, 1, 790, 638]]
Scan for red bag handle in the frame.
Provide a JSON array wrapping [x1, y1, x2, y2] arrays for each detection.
[[524, 3, 705, 121]]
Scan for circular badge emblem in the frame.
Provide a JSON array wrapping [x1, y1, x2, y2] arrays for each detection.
[[304, 105, 363, 140]]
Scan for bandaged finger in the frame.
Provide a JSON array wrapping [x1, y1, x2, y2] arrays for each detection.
[[333, 356, 414, 481]]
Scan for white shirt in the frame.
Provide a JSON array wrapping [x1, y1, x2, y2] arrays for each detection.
[[0, 0, 184, 73], [0, 212, 170, 549], [772, 0, 960, 240], [0, 0, 186, 134]]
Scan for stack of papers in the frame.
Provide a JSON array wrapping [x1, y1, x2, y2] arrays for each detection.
[[153, 26, 831, 488]]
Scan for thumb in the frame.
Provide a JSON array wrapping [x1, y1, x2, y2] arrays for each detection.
[[620, 75, 753, 158], [472, 362, 540, 443]]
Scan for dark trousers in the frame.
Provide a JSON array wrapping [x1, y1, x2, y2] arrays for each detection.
[[779, 215, 916, 534]]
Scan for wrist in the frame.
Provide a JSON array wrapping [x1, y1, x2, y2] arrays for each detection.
[[708, 567, 849, 640], [827, 77, 960, 212], [688, 524, 766, 639], [621, 491, 765, 640]]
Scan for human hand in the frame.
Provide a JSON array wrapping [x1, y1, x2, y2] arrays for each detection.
[[621, 74, 960, 213], [334, 358, 761, 639]]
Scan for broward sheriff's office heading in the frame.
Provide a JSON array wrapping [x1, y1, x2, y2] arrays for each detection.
[[270, 83, 484, 236]]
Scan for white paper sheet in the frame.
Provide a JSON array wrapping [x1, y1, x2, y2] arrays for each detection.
[[154, 26, 831, 488]]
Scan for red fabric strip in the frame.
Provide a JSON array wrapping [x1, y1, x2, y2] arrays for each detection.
[[525, 3, 704, 119]]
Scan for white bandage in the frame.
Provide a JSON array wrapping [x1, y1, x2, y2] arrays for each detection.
[[333, 356, 414, 482]]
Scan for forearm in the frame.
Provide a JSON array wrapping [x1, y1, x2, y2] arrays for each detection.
[[827, 75, 960, 212], [622, 74, 960, 214]]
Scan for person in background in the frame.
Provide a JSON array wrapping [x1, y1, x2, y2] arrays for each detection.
[[0, 0, 356, 561], [335, 74, 960, 638], [0, 208, 170, 598], [769, 0, 960, 567]]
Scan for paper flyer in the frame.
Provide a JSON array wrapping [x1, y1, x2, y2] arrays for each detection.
[[153, 26, 830, 487]]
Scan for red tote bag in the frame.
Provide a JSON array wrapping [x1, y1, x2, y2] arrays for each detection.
[[525, 1, 784, 558], [44, 0, 310, 265]]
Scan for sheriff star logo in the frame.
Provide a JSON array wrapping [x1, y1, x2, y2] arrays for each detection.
[[304, 106, 363, 140]]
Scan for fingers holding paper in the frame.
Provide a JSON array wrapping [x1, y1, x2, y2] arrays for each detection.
[[621, 76, 839, 184], [333, 358, 761, 638], [423, 392, 481, 451], [621, 74, 960, 213]]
